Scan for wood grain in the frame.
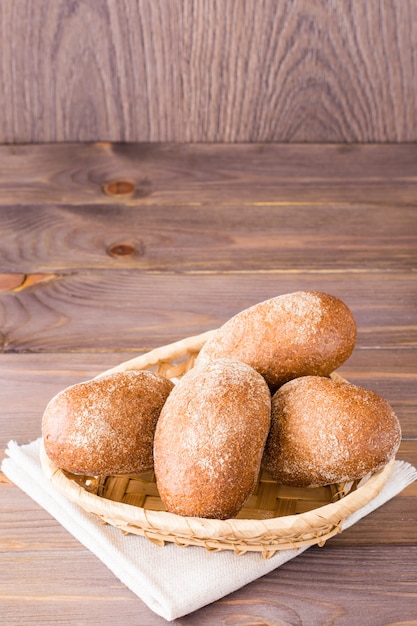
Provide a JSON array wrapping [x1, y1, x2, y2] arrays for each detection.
[[0, 202, 416, 273], [0, 143, 416, 624], [0, 271, 416, 352], [0, 0, 181, 144], [1, 1, 417, 143], [0, 208, 414, 274], [182, 0, 417, 143], [1, 514, 417, 626], [1, 143, 417, 206]]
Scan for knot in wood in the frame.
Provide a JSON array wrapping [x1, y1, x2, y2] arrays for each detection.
[[103, 180, 135, 197], [108, 243, 136, 258]]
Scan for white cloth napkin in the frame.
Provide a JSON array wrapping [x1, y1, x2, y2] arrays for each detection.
[[2, 438, 416, 622]]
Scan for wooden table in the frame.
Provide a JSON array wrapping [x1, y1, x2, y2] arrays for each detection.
[[1, 143, 416, 625]]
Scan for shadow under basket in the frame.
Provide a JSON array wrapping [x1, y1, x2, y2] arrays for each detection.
[[40, 329, 395, 558]]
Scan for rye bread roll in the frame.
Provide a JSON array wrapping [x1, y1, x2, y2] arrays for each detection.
[[42, 370, 174, 475], [196, 291, 357, 390], [154, 358, 271, 519], [262, 376, 401, 487]]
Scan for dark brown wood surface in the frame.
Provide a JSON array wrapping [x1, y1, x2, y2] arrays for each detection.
[[2, 143, 417, 206], [1, 1, 417, 143], [0, 143, 416, 624]]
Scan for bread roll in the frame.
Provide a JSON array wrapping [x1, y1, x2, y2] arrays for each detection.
[[42, 370, 174, 475], [262, 376, 401, 487], [154, 358, 271, 519], [196, 291, 357, 389]]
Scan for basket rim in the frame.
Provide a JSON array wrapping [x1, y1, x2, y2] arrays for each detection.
[[40, 441, 394, 548]]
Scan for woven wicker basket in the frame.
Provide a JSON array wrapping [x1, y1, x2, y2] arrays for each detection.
[[40, 330, 394, 558]]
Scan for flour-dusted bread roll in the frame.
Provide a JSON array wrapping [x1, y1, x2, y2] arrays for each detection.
[[154, 358, 272, 519], [262, 376, 401, 487], [197, 291, 357, 389], [42, 370, 174, 475]]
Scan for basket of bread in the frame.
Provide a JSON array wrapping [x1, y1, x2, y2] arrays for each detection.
[[40, 291, 401, 558]]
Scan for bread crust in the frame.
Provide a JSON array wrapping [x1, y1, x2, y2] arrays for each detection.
[[154, 358, 271, 519], [262, 376, 402, 487], [42, 370, 174, 475], [197, 291, 357, 389]]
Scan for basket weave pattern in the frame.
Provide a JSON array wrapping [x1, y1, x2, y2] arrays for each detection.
[[40, 330, 394, 558]]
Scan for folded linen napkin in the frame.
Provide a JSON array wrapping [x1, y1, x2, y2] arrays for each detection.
[[2, 438, 416, 622]]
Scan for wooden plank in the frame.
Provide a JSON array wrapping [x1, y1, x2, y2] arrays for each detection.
[[180, 0, 417, 143], [0, 271, 416, 352], [225, 546, 417, 625], [0, 0, 182, 144], [0, 549, 164, 624], [0, 142, 415, 624], [1, 144, 417, 206], [0, 537, 416, 624], [0, 202, 416, 272], [1, 1, 417, 143]]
